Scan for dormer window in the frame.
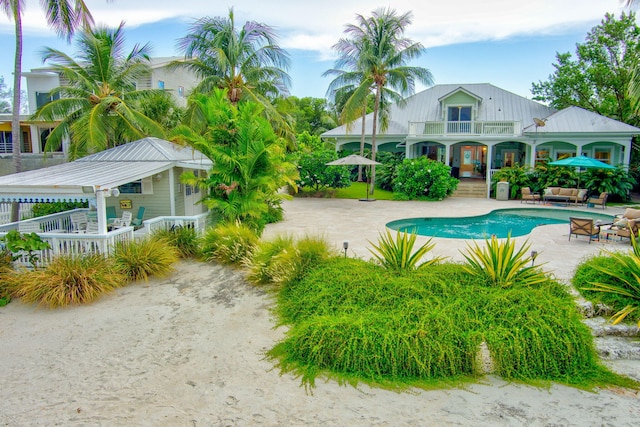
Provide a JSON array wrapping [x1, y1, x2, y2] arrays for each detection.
[[448, 106, 472, 122]]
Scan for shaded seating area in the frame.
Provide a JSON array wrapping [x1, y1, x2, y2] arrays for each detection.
[[602, 208, 640, 242], [520, 187, 540, 204], [587, 192, 608, 209], [569, 217, 600, 243]]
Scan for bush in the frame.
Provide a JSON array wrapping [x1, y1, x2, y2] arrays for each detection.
[[112, 237, 179, 282], [368, 230, 442, 272], [581, 166, 636, 202], [491, 164, 534, 199], [200, 221, 259, 265], [153, 226, 200, 259], [392, 157, 458, 200], [9, 254, 125, 308], [31, 201, 88, 218], [296, 150, 351, 192], [375, 152, 404, 191]]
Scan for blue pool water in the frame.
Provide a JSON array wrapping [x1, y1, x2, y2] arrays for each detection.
[[386, 208, 615, 239]]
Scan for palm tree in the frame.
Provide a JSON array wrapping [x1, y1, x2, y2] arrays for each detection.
[[172, 7, 293, 141], [0, 0, 97, 173], [329, 8, 433, 194], [32, 22, 165, 159]]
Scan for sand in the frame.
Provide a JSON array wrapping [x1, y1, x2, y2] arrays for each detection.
[[1, 198, 640, 425]]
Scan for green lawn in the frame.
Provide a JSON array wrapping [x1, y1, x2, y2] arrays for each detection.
[[334, 182, 395, 200]]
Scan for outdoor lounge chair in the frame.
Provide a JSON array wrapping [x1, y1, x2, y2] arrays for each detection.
[[70, 211, 88, 233], [106, 206, 117, 223], [111, 211, 132, 230], [131, 207, 145, 228], [587, 192, 608, 209], [520, 187, 540, 204], [569, 217, 600, 243], [604, 208, 640, 242]]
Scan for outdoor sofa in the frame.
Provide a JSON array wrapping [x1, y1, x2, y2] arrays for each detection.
[[603, 207, 640, 242], [543, 187, 588, 205]]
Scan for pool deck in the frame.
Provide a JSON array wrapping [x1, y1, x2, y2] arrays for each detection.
[[264, 197, 630, 283]]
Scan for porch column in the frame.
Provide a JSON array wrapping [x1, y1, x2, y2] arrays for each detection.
[[95, 190, 108, 234], [169, 168, 176, 216], [530, 143, 536, 169], [575, 143, 584, 157], [445, 144, 451, 166], [485, 144, 493, 198]]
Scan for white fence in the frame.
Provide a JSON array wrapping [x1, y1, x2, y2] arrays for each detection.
[[408, 121, 522, 136], [0, 202, 36, 225]]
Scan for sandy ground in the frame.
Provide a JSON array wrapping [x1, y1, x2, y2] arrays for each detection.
[[1, 197, 640, 426]]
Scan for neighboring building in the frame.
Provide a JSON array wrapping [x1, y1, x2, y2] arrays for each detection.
[[0, 56, 199, 175], [322, 83, 640, 197]]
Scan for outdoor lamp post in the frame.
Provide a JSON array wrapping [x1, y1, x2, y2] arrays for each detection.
[[530, 250, 539, 267], [343, 241, 349, 258]]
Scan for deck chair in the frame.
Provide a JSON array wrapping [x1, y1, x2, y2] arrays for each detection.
[[70, 211, 88, 233], [587, 192, 608, 210], [85, 221, 99, 234], [111, 211, 132, 230], [131, 207, 146, 228], [520, 187, 540, 204], [569, 217, 600, 243], [106, 206, 117, 223]]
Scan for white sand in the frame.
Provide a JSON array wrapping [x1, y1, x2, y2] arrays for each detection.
[[1, 198, 639, 425]]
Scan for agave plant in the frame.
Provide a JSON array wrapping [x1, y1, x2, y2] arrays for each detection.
[[585, 233, 640, 326], [461, 235, 547, 287], [368, 229, 442, 272]]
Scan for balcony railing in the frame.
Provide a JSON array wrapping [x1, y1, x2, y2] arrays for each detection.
[[408, 121, 522, 137]]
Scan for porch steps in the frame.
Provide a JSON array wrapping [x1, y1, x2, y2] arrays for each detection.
[[451, 180, 487, 198]]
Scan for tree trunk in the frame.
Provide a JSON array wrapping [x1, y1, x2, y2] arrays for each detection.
[[369, 84, 381, 195], [11, 3, 23, 175], [357, 105, 366, 181]]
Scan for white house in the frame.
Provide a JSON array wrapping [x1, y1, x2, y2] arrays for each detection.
[[322, 83, 640, 197]]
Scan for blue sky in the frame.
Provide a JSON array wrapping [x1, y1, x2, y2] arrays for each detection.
[[0, 0, 630, 101]]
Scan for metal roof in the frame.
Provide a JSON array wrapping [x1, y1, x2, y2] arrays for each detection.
[[522, 106, 640, 134], [0, 138, 212, 202]]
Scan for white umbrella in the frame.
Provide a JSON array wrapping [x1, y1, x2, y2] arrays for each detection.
[[326, 154, 382, 201]]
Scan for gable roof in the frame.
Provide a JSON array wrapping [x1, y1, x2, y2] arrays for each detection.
[[0, 138, 211, 202], [322, 83, 555, 137], [522, 106, 640, 134]]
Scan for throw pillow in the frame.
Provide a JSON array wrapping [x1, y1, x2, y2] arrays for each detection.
[[614, 218, 629, 229]]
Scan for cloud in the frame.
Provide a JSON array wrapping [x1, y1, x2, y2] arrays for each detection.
[[0, 0, 625, 52]]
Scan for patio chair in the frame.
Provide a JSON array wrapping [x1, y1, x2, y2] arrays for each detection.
[[520, 187, 540, 204], [111, 211, 132, 230], [569, 217, 600, 243], [587, 192, 608, 209], [131, 207, 146, 228], [106, 206, 117, 223], [70, 211, 88, 233], [84, 221, 99, 234]]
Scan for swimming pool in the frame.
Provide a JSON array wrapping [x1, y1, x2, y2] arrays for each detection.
[[385, 208, 615, 239]]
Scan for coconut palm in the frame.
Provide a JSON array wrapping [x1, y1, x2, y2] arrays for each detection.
[[32, 22, 166, 159], [329, 8, 433, 194], [172, 7, 293, 142], [1, 0, 97, 172]]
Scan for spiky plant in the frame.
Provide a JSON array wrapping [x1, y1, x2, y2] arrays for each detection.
[[368, 229, 442, 272], [245, 234, 296, 285], [153, 226, 200, 258], [112, 237, 179, 282], [461, 235, 547, 287], [584, 233, 640, 326], [200, 221, 259, 265], [10, 254, 125, 308]]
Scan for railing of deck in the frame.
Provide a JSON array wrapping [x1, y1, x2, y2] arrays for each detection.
[[0, 202, 36, 225], [408, 121, 522, 136], [141, 213, 209, 236]]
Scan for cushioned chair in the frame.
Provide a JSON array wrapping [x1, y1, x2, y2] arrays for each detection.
[[569, 217, 600, 243], [607, 208, 640, 241], [587, 192, 608, 209], [131, 207, 146, 228], [520, 187, 540, 204], [106, 206, 117, 223]]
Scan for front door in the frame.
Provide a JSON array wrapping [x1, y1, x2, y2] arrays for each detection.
[[184, 184, 201, 216], [459, 145, 486, 178], [502, 150, 517, 168]]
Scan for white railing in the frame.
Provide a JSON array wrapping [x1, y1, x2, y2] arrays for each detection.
[[408, 121, 522, 136], [0, 211, 209, 267], [0, 202, 37, 225]]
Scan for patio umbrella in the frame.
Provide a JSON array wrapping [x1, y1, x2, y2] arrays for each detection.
[[326, 154, 381, 201], [548, 155, 615, 188]]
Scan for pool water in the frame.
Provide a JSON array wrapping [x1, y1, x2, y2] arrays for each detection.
[[386, 208, 615, 239]]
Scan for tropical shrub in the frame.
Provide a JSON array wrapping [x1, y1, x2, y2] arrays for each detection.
[[581, 166, 636, 201], [533, 163, 578, 190], [375, 152, 404, 191], [267, 258, 628, 389], [368, 230, 442, 272], [491, 164, 534, 199], [153, 226, 200, 259], [574, 234, 640, 326], [0, 252, 13, 306], [200, 221, 259, 265], [31, 201, 88, 218], [296, 150, 351, 192], [0, 230, 50, 268], [112, 237, 179, 282], [246, 234, 335, 286], [393, 157, 458, 200], [461, 235, 547, 287], [9, 254, 125, 308]]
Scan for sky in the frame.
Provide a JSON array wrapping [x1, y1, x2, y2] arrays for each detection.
[[0, 0, 633, 101]]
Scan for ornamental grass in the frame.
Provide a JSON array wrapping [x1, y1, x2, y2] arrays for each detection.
[[268, 257, 634, 390], [112, 237, 179, 282]]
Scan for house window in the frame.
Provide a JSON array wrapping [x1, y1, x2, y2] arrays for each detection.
[[158, 80, 165, 90], [35, 91, 59, 109], [0, 131, 10, 154], [447, 106, 472, 133], [40, 128, 61, 152], [594, 148, 611, 164], [119, 180, 143, 194]]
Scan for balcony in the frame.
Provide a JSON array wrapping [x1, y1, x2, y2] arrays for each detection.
[[408, 121, 522, 137]]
